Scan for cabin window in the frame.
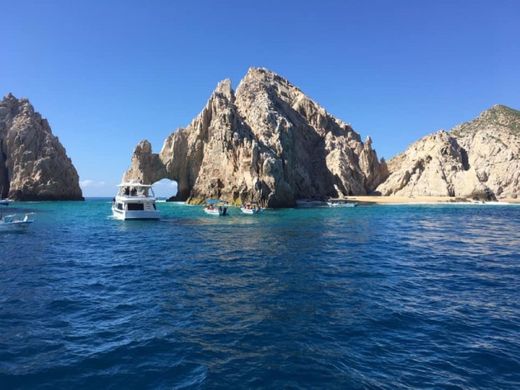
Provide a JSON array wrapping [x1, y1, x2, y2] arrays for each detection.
[[117, 203, 123, 210], [127, 203, 144, 211]]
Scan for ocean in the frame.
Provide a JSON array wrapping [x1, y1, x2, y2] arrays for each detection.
[[1, 200, 519, 389]]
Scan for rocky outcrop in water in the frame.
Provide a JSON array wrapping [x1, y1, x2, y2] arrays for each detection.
[[124, 68, 387, 207], [0, 93, 83, 200], [376, 105, 520, 199]]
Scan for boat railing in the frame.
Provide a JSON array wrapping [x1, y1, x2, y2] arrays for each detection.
[[1, 213, 34, 223]]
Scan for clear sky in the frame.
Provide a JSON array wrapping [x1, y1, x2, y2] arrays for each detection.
[[1, 0, 519, 197]]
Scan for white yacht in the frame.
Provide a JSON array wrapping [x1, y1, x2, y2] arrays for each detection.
[[112, 182, 160, 220]]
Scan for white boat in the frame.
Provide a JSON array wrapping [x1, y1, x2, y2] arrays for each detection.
[[327, 199, 358, 207], [0, 208, 33, 231], [0, 199, 10, 205], [240, 203, 261, 214], [112, 182, 160, 220], [203, 199, 229, 216]]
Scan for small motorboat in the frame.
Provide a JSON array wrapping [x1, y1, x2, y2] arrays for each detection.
[[112, 182, 160, 220], [0, 213, 34, 231], [326, 199, 358, 207], [0, 199, 10, 205], [203, 199, 229, 216], [240, 202, 261, 215]]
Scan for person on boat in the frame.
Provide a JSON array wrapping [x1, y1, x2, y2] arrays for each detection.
[[124, 187, 130, 196], [130, 187, 137, 196]]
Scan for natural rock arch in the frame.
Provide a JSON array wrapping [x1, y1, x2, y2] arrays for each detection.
[[123, 68, 388, 207]]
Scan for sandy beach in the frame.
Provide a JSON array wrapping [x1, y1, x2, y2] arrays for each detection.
[[346, 196, 520, 205]]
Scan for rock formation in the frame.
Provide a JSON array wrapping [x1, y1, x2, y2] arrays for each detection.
[[376, 105, 520, 199], [0, 93, 83, 200], [124, 68, 387, 207]]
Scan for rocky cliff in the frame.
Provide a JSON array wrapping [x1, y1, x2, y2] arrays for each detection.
[[124, 68, 387, 207], [376, 105, 520, 199], [0, 93, 83, 200]]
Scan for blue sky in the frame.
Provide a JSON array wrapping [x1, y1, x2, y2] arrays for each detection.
[[1, 0, 519, 197]]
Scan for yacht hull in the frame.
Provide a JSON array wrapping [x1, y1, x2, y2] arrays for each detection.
[[112, 207, 160, 220]]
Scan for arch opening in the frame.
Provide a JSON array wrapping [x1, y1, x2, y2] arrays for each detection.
[[152, 178, 178, 201]]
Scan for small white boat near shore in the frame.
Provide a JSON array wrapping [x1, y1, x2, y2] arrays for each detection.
[[203, 199, 229, 216], [240, 202, 261, 215], [326, 199, 358, 208], [112, 182, 160, 220]]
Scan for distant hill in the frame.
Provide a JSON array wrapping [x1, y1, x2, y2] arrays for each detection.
[[377, 104, 520, 199]]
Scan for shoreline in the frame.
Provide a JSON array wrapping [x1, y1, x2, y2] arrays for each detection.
[[346, 196, 520, 205], [8, 196, 520, 207]]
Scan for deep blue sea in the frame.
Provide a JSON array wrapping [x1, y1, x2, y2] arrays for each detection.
[[1, 199, 519, 389]]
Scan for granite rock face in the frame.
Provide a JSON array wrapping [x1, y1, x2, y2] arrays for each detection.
[[376, 105, 520, 199], [0, 93, 83, 200], [124, 68, 387, 207]]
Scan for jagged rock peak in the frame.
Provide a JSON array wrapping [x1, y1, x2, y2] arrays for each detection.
[[242, 67, 301, 88], [0, 93, 83, 200], [213, 78, 234, 99], [135, 139, 152, 154], [123, 67, 388, 207]]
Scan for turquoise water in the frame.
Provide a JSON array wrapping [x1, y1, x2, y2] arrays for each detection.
[[1, 200, 519, 388]]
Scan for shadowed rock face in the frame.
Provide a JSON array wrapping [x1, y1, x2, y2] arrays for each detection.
[[376, 105, 520, 199], [0, 93, 83, 200], [124, 68, 387, 207]]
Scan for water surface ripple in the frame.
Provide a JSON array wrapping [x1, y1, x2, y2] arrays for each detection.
[[1, 201, 519, 388]]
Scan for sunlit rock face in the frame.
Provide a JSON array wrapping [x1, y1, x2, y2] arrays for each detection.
[[124, 68, 387, 207], [376, 105, 520, 200], [0, 93, 83, 200]]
